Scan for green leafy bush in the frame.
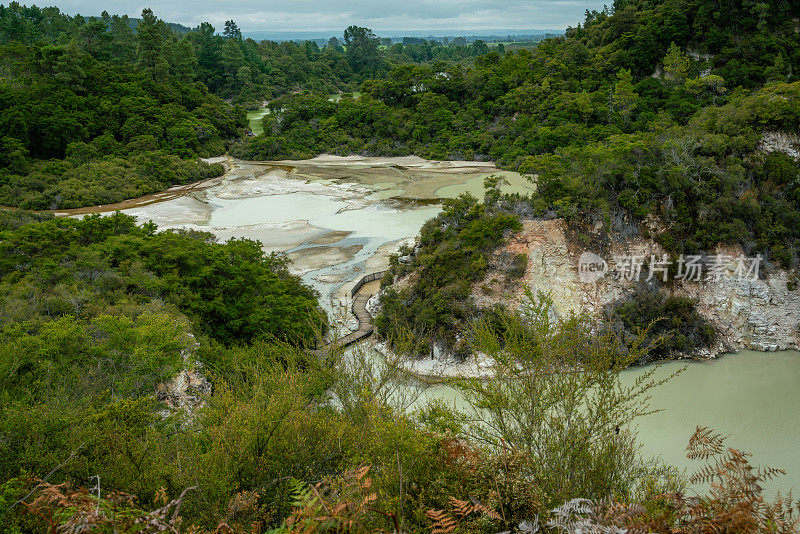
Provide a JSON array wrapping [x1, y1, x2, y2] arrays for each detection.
[[604, 286, 716, 362], [375, 194, 521, 354]]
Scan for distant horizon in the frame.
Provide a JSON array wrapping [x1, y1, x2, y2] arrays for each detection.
[[44, 1, 605, 34], [242, 29, 566, 42]]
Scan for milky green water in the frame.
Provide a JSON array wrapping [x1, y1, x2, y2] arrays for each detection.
[[419, 350, 800, 495], [435, 171, 536, 198], [623, 350, 800, 493], [247, 108, 270, 135], [209, 192, 438, 240]]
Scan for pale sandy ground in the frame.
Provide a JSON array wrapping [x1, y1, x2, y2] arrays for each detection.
[[228, 154, 530, 203], [56, 155, 524, 218], [121, 195, 212, 228], [214, 165, 375, 212], [313, 272, 350, 284], [200, 155, 231, 172], [308, 231, 351, 245], [64, 155, 522, 320], [260, 155, 526, 200], [278, 154, 493, 167], [288, 244, 364, 275], [203, 222, 346, 254]]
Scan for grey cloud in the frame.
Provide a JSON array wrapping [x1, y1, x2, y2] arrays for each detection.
[[53, 0, 607, 32]]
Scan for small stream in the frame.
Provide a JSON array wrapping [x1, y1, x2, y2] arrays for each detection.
[[246, 93, 361, 135]]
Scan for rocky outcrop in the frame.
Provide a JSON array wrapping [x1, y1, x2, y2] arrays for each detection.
[[682, 271, 800, 353], [373, 340, 496, 380], [759, 131, 800, 160], [156, 369, 212, 411], [490, 219, 800, 357], [156, 333, 211, 415], [366, 293, 382, 317]]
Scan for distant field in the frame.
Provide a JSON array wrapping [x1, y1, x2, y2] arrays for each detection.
[[491, 41, 541, 50], [491, 41, 535, 45]]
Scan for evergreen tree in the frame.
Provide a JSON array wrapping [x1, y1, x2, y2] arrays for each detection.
[[136, 8, 168, 81], [766, 53, 789, 83], [611, 68, 639, 125], [171, 38, 197, 82], [223, 19, 242, 40], [343, 25, 381, 78], [662, 42, 690, 83], [220, 38, 245, 87], [109, 14, 135, 63]]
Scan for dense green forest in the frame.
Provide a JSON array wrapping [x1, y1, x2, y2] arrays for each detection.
[[0, 5, 245, 209], [232, 0, 800, 359], [0, 6, 371, 210], [0, 3, 517, 210]]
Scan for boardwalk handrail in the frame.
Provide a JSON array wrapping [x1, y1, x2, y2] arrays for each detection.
[[351, 270, 389, 298], [313, 270, 389, 353]]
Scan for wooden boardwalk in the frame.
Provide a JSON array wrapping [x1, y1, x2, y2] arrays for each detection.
[[317, 271, 388, 352], [335, 279, 382, 347]]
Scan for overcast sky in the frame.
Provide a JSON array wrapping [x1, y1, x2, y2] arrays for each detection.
[[51, 0, 608, 33]]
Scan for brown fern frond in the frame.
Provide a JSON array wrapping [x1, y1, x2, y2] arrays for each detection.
[[468, 495, 501, 521], [426, 494, 503, 533], [758, 465, 787, 482], [449, 497, 473, 519], [689, 464, 721, 485], [427, 509, 458, 534], [284, 465, 398, 533], [686, 426, 726, 460], [18, 477, 194, 534], [641, 427, 800, 534]]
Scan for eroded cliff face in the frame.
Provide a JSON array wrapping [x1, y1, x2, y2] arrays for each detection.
[[482, 219, 800, 357]]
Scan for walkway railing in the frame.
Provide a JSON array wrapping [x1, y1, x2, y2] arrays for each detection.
[[350, 269, 389, 297], [314, 271, 390, 353]]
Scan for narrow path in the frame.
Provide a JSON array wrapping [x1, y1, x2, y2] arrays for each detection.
[[317, 273, 386, 352], [334, 279, 382, 348]]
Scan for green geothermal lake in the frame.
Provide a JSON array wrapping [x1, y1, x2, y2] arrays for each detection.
[[114, 158, 799, 496]]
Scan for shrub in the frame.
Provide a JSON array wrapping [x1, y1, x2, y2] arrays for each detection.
[[603, 286, 716, 362]]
